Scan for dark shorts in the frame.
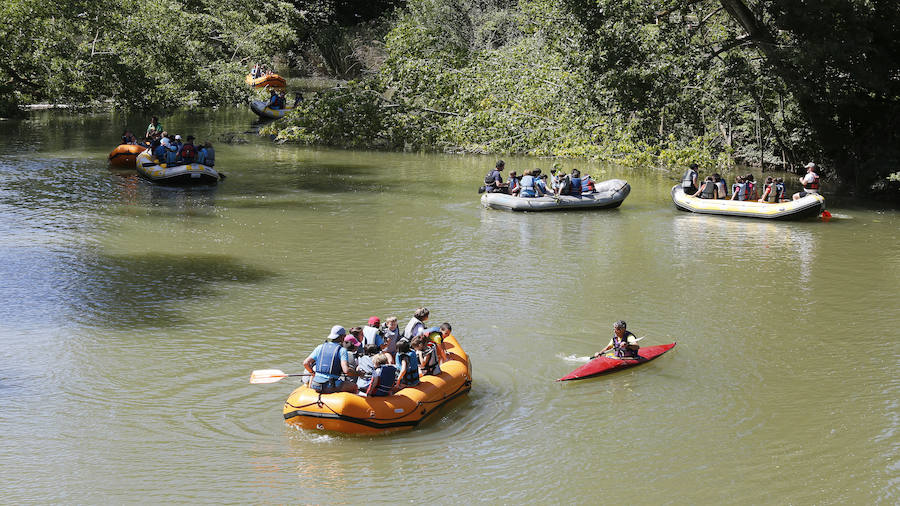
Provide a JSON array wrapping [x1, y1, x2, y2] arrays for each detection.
[[310, 378, 347, 394]]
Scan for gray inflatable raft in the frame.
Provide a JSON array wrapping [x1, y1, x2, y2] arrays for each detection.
[[480, 179, 630, 212]]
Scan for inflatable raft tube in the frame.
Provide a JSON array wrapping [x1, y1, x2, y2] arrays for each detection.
[[283, 334, 472, 435], [671, 185, 825, 220], [135, 149, 221, 185], [250, 100, 293, 119], [245, 73, 286, 89], [558, 343, 676, 381], [108, 144, 147, 168], [481, 179, 631, 211]]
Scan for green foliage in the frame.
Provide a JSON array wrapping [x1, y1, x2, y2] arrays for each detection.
[[0, 0, 298, 107], [265, 0, 728, 172]]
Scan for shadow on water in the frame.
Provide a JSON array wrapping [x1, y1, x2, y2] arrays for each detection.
[[67, 252, 276, 329]]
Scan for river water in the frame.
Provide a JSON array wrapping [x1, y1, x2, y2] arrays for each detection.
[[0, 109, 897, 504]]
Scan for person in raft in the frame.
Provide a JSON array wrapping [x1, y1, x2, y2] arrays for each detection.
[[593, 320, 641, 359], [366, 353, 398, 397], [681, 162, 699, 195], [303, 325, 359, 394], [482, 160, 507, 193], [145, 116, 163, 138], [404, 307, 429, 342], [693, 175, 719, 199], [793, 162, 820, 200]]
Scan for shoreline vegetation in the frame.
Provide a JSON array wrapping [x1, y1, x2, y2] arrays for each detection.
[[2, 0, 898, 198]]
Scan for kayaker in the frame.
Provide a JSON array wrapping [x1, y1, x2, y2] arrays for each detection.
[[302, 325, 359, 394], [793, 162, 820, 200], [681, 163, 699, 195], [593, 320, 641, 359], [366, 353, 398, 397], [693, 176, 719, 199], [403, 307, 429, 342], [146, 116, 163, 138]]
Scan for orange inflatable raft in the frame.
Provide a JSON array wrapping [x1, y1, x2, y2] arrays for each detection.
[[245, 73, 286, 89], [283, 334, 472, 434], [108, 144, 147, 168]]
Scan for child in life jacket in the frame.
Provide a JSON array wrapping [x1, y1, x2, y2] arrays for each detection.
[[366, 353, 398, 397]]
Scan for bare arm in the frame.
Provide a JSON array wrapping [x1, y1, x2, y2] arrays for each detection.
[[303, 356, 315, 373]]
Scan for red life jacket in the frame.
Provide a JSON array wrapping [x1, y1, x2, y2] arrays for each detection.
[[805, 173, 820, 190]]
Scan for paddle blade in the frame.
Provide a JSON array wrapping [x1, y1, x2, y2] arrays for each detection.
[[250, 369, 287, 384]]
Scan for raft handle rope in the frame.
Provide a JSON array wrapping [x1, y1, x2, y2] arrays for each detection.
[[289, 379, 472, 422]]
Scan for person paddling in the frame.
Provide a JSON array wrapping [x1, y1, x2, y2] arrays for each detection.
[[593, 320, 641, 360], [302, 325, 359, 394]]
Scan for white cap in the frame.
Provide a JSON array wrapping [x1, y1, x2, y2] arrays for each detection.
[[805, 162, 816, 169], [175, 134, 182, 140]]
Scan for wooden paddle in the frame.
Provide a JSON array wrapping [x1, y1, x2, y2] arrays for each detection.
[[249, 369, 312, 384]]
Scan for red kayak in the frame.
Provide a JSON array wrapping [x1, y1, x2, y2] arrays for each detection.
[[557, 343, 676, 381]]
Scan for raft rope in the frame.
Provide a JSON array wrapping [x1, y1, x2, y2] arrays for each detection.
[[287, 378, 472, 422]]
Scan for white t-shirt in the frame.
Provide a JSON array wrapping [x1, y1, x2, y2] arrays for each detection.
[[801, 172, 819, 193]]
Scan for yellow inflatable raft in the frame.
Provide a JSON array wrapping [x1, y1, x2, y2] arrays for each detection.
[[245, 73, 286, 89], [250, 100, 293, 119], [672, 185, 825, 220], [283, 335, 472, 434]]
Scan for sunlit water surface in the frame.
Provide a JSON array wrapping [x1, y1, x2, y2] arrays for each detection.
[[0, 109, 897, 503]]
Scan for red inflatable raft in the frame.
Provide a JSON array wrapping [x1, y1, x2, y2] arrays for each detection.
[[557, 343, 676, 381]]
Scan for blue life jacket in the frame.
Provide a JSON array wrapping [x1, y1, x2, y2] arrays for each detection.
[[196, 147, 207, 165], [536, 178, 549, 194], [153, 144, 167, 161], [775, 183, 785, 200], [395, 351, 419, 385], [519, 175, 537, 197], [569, 177, 582, 196], [581, 177, 594, 193], [165, 145, 178, 165], [371, 365, 397, 396], [314, 341, 343, 379]]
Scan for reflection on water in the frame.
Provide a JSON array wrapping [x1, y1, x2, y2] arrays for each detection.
[[0, 109, 897, 504]]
